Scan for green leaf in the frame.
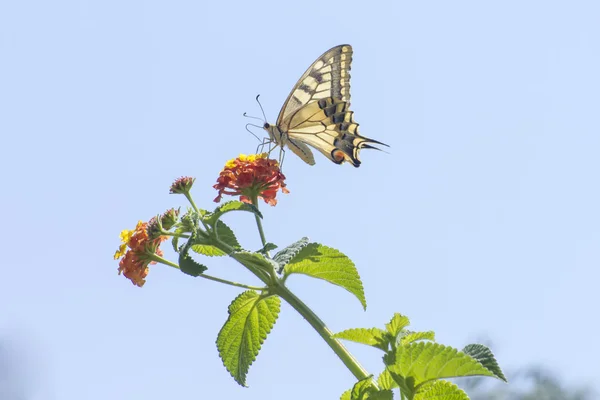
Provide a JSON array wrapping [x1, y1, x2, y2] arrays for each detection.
[[366, 390, 394, 400], [177, 231, 208, 276], [172, 235, 180, 253], [178, 253, 208, 277], [231, 251, 277, 283], [343, 385, 393, 400], [191, 220, 240, 257], [377, 369, 398, 391], [206, 200, 262, 226], [333, 328, 390, 351], [340, 389, 351, 400], [414, 381, 469, 400], [216, 291, 280, 386], [350, 376, 375, 400], [387, 371, 416, 399], [399, 331, 435, 346], [385, 313, 410, 337], [284, 243, 366, 310], [461, 344, 507, 382], [389, 342, 496, 390], [257, 242, 278, 255], [273, 237, 310, 269]]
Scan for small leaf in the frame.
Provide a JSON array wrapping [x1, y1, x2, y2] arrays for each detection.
[[399, 331, 435, 346], [177, 232, 208, 276], [178, 253, 208, 277], [385, 313, 410, 337], [192, 220, 240, 257], [172, 235, 180, 253], [273, 237, 310, 269], [206, 200, 262, 226], [351, 375, 374, 400], [414, 380, 469, 400], [389, 342, 496, 390], [366, 390, 394, 400], [257, 242, 278, 255], [333, 328, 390, 351], [216, 291, 280, 386], [377, 369, 398, 391], [284, 243, 366, 310], [340, 389, 351, 400], [231, 251, 277, 283], [461, 344, 507, 382]]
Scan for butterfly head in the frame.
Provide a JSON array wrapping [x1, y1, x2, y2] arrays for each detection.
[[262, 122, 282, 144]]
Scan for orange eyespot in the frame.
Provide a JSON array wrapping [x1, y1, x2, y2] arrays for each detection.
[[332, 150, 345, 163]]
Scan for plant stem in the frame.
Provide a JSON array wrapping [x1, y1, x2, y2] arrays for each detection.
[[273, 281, 376, 386], [184, 192, 199, 213], [249, 194, 267, 246], [152, 254, 266, 291]]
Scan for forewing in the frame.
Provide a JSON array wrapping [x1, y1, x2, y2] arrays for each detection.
[[276, 45, 353, 126]]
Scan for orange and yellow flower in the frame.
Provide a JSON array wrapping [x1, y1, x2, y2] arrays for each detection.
[[213, 153, 289, 206], [114, 220, 167, 287]]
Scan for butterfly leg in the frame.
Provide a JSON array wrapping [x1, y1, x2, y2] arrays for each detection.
[[256, 137, 273, 154], [279, 148, 287, 170]]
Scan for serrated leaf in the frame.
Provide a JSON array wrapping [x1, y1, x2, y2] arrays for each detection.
[[206, 200, 262, 226], [178, 253, 208, 277], [399, 331, 435, 346], [333, 328, 390, 351], [177, 232, 208, 276], [284, 243, 366, 309], [216, 291, 280, 386], [231, 251, 277, 283], [273, 237, 310, 269], [385, 314, 410, 337], [461, 344, 507, 382], [350, 376, 375, 400], [191, 220, 240, 257], [389, 342, 496, 390], [414, 380, 469, 400], [377, 369, 398, 390], [172, 235, 180, 253]]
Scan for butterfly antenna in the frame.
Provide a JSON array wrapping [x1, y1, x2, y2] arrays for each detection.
[[255, 94, 268, 122], [243, 112, 264, 122], [245, 123, 263, 142]]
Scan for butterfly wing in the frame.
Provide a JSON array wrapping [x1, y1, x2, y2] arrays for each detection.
[[276, 44, 353, 126], [284, 97, 387, 167]]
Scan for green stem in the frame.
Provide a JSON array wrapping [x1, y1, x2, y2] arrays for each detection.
[[151, 254, 266, 291], [184, 192, 199, 213], [250, 194, 268, 249], [273, 281, 376, 386]]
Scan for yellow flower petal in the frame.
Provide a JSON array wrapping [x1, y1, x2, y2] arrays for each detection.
[[113, 243, 127, 260]]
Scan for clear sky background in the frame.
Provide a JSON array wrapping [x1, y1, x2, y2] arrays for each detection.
[[1, 1, 599, 399]]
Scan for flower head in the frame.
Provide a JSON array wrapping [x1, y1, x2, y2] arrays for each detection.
[[170, 176, 195, 195], [114, 220, 167, 287], [213, 153, 289, 206]]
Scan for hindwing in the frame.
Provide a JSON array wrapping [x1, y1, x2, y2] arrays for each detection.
[[280, 97, 386, 167]]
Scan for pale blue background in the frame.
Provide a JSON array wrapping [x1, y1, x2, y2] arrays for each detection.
[[1, 0, 598, 399]]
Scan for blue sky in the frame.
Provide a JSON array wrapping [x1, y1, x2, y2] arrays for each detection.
[[1, 0, 599, 399]]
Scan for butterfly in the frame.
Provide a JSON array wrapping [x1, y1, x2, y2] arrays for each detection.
[[261, 44, 388, 167]]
